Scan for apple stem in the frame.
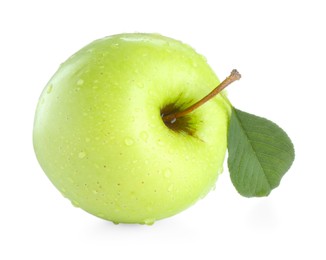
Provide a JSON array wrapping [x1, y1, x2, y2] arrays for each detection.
[[162, 69, 241, 124]]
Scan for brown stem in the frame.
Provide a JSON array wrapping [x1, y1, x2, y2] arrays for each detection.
[[162, 69, 241, 123]]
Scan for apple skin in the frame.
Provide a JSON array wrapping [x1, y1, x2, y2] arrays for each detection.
[[33, 33, 231, 224]]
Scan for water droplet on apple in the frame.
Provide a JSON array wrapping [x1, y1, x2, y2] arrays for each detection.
[[164, 168, 172, 178], [71, 200, 80, 208], [112, 221, 120, 225], [164, 42, 171, 48], [168, 148, 174, 155], [157, 139, 164, 146], [137, 82, 144, 88], [97, 213, 105, 218], [92, 190, 99, 195], [60, 188, 67, 197], [46, 84, 53, 94], [143, 218, 155, 225], [130, 192, 136, 200], [168, 184, 174, 192], [140, 131, 149, 142], [199, 54, 207, 62], [77, 79, 84, 85], [78, 151, 86, 159], [124, 138, 134, 146], [85, 137, 91, 142]]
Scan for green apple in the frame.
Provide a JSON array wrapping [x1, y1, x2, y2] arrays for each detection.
[[33, 33, 231, 224]]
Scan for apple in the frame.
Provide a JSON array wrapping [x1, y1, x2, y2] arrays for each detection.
[[33, 33, 232, 224]]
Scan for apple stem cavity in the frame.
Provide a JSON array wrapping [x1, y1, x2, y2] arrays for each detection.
[[162, 69, 241, 124]]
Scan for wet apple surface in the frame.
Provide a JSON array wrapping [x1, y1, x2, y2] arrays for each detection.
[[33, 33, 231, 224]]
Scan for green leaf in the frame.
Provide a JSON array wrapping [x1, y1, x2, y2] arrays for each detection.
[[227, 108, 295, 197]]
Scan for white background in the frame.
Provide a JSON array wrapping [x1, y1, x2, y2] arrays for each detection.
[[1, 0, 325, 259]]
